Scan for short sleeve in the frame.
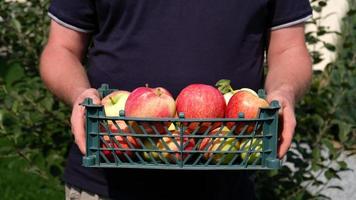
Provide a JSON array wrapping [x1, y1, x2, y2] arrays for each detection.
[[48, 0, 97, 33], [268, 0, 312, 30]]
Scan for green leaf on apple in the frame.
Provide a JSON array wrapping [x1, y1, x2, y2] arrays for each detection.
[[215, 79, 234, 94]]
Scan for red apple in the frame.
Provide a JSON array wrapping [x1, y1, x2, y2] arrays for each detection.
[[101, 135, 140, 160], [157, 131, 195, 163], [100, 116, 130, 134], [106, 120, 131, 133], [100, 119, 140, 160], [176, 84, 226, 133], [101, 138, 119, 160], [199, 128, 240, 164], [125, 86, 176, 134], [225, 88, 269, 134]]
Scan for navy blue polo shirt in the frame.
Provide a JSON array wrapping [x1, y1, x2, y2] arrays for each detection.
[[48, 0, 312, 199]]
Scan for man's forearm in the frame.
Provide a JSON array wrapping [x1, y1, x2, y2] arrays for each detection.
[[265, 44, 312, 105], [40, 45, 91, 106], [265, 24, 312, 105]]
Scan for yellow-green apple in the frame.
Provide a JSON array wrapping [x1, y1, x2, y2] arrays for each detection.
[[125, 86, 176, 134], [225, 88, 269, 134], [240, 138, 262, 164], [157, 131, 195, 163], [142, 139, 160, 161], [199, 129, 240, 164], [176, 84, 226, 133], [102, 90, 130, 117], [101, 90, 131, 132], [101, 135, 140, 160]]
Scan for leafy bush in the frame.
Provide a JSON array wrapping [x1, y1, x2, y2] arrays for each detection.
[[0, 0, 70, 186], [256, 1, 356, 199]]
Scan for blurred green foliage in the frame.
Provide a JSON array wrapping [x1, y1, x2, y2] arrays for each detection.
[[0, 138, 64, 200], [256, 0, 356, 199], [0, 0, 355, 199], [0, 1, 70, 199]]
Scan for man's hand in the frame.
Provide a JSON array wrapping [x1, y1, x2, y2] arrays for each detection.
[[265, 24, 312, 159], [71, 88, 101, 155], [267, 89, 296, 159]]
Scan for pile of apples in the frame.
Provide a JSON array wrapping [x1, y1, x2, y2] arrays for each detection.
[[100, 81, 268, 164]]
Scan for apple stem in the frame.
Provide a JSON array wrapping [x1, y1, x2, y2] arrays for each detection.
[[156, 88, 162, 96], [145, 83, 149, 88], [109, 97, 115, 104], [228, 86, 235, 93]]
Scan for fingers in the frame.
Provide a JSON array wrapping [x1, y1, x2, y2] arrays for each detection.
[[267, 93, 296, 159], [71, 105, 86, 154], [277, 105, 296, 158], [76, 88, 101, 105], [71, 88, 101, 155]]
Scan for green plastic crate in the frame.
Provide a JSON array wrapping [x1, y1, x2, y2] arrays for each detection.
[[82, 84, 281, 170]]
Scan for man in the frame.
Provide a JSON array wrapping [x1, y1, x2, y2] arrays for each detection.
[[40, 0, 312, 199]]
